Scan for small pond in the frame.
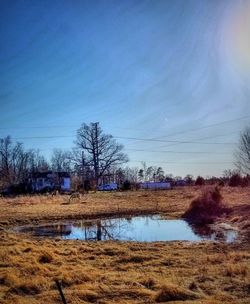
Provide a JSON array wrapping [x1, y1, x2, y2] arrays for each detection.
[[15, 215, 238, 243]]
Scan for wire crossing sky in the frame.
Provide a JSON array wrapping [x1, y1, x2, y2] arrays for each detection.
[[0, 0, 250, 177]]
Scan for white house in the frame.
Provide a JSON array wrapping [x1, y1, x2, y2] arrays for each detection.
[[30, 171, 71, 192]]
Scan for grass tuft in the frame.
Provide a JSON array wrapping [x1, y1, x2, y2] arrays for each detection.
[[140, 277, 157, 289], [225, 263, 248, 277], [154, 283, 199, 302], [38, 251, 54, 263]]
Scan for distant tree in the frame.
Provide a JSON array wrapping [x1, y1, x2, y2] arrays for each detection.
[[229, 173, 242, 187], [223, 169, 239, 179], [156, 167, 165, 182], [195, 176, 205, 186], [28, 150, 49, 173], [223, 169, 233, 179], [83, 179, 91, 192], [130, 167, 139, 183], [115, 167, 125, 185], [184, 174, 194, 185], [122, 180, 131, 191], [123, 166, 139, 183], [51, 149, 72, 172], [241, 175, 250, 187], [76, 122, 128, 185], [0, 136, 49, 189], [174, 176, 182, 181], [165, 174, 174, 183], [138, 169, 144, 182], [146, 166, 154, 181], [207, 176, 219, 185], [235, 125, 250, 175]]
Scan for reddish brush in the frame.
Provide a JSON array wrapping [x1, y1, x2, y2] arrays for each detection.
[[183, 187, 228, 224]]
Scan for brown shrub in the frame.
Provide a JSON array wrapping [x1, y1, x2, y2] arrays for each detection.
[[140, 277, 157, 289], [38, 251, 54, 263], [154, 283, 199, 302], [225, 263, 248, 277], [183, 187, 228, 224]]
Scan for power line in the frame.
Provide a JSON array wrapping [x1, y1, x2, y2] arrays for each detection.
[[126, 148, 231, 155], [7, 114, 248, 144], [11, 134, 236, 145], [34, 146, 232, 156], [157, 131, 241, 149], [115, 136, 236, 145], [1, 114, 248, 135], [129, 160, 232, 165], [152, 115, 250, 140], [115, 115, 249, 147]]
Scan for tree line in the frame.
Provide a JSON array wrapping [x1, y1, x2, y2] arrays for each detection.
[[0, 122, 249, 191]]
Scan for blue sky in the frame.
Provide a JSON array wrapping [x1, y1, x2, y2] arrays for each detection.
[[0, 0, 250, 177]]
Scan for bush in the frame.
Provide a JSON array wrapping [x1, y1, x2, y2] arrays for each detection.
[[84, 180, 92, 191], [195, 176, 205, 186], [121, 180, 131, 191], [229, 174, 242, 187], [183, 187, 228, 224], [241, 175, 250, 187]]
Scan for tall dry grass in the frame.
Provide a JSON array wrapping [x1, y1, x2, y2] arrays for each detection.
[[183, 187, 229, 224], [0, 187, 250, 303]]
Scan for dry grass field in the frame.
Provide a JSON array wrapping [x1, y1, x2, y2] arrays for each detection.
[[0, 187, 249, 303]]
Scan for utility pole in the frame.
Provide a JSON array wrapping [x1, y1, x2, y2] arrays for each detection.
[[94, 122, 99, 186], [81, 151, 85, 185]]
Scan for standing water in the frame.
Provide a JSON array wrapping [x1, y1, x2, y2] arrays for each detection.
[[15, 215, 237, 243]]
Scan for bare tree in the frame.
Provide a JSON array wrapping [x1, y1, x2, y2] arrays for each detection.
[[76, 122, 128, 185], [51, 149, 72, 172], [28, 150, 50, 173], [124, 166, 139, 183], [0, 136, 49, 188], [235, 125, 250, 175], [0, 137, 30, 186], [0, 136, 13, 185]]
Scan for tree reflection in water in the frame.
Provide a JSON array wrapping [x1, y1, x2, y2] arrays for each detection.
[[72, 219, 133, 241], [17, 216, 237, 243]]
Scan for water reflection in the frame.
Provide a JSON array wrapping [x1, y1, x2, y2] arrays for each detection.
[[16, 216, 237, 243], [190, 223, 237, 243]]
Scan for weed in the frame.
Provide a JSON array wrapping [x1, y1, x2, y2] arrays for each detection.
[[154, 283, 199, 302]]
